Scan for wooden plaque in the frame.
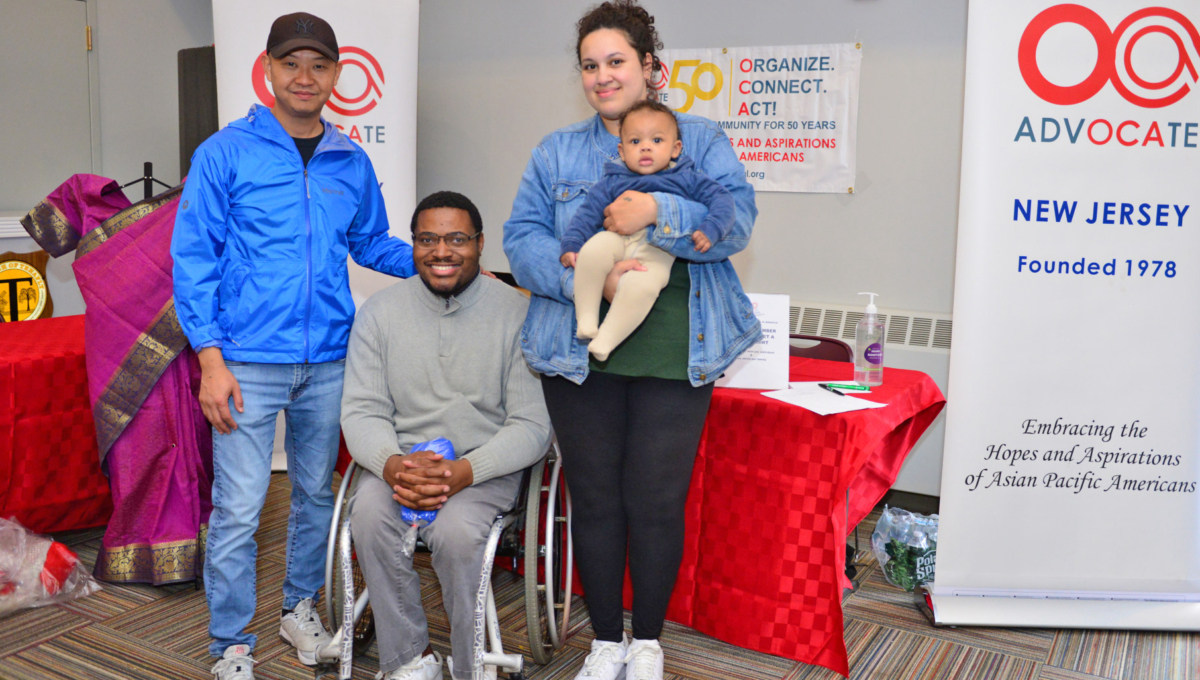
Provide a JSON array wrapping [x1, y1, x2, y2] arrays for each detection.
[[0, 251, 53, 321]]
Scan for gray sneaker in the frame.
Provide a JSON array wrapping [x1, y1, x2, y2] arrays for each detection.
[[280, 598, 333, 665], [212, 644, 254, 680]]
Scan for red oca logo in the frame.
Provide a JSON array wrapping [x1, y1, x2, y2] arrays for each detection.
[[650, 63, 671, 90], [252, 47, 385, 116], [1018, 5, 1200, 108]]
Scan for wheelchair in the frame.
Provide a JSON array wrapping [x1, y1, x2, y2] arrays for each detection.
[[321, 442, 574, 680]]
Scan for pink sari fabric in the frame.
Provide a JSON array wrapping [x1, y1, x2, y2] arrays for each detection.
[[21, 174, 132, 258], [24, 174, 213, 585]]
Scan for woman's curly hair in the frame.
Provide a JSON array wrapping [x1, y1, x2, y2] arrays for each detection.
[[575, 0, 664, 87]]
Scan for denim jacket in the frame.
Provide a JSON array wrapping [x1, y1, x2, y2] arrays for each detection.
[[503, 113, 762, 386]]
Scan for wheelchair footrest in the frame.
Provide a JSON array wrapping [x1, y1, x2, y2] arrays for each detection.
[[481, 651, 524, 674]]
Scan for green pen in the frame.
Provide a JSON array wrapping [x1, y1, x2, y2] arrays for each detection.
[[822, 382, 870, 392]]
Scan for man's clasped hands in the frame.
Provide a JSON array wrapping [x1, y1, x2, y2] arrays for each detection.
[[381, 449, 475, 511]]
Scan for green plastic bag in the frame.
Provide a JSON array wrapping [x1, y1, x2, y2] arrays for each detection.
[[871, 506, 938, 592]]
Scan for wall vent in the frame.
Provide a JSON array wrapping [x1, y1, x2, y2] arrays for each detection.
[[819, 309, 843, 338], [788, 300, 952, 353], [886, 315, 910, 345], [798, 307, 821, 336], [842, 311, 862, 338], [910, 317, 932, 347], [932, 319, 953, 349]]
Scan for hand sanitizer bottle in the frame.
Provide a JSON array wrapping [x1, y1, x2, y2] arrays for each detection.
[[854, 292, 885, 386]]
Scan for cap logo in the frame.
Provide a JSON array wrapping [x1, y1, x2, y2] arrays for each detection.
[[295, 18, 313, 35]]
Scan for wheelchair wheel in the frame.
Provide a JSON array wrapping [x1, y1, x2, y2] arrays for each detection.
[[524, 445, 572, 665], [328, 464, 376, 656]]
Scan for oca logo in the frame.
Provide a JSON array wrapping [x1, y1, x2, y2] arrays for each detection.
[[252, 46, 385, 116], [1018, 5, 1200, 108], [650, 62, 670, 90]]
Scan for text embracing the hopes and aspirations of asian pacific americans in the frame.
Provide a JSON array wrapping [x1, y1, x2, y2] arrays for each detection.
[[964, 418, 1197, 495]]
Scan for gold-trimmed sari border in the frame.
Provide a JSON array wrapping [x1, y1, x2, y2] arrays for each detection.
[[78, 185, 182, 258], [20, 201, 78, 258], [93, 299, 190, 461], [92, 524, 207, 585]]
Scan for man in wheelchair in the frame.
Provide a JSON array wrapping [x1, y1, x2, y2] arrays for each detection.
[[339, 191, 552, 680]]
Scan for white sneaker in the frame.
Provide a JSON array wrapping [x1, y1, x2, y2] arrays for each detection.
[[280, 598, 333, 665], [575, 635, 628, 680], [446, 655, 497, 680], [376, 651, 444, 680], [212, 645, 255, 680], [624, 639, 663, 680]]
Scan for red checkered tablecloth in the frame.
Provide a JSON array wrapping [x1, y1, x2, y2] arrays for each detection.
[[0, 315, 112, 533], [626, 357, 945, 676]]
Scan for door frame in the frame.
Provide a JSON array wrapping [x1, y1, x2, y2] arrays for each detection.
[[85, 0, 101, 177]]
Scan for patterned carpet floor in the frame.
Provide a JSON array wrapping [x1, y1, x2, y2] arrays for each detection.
[[1, 474, 1195, 680]]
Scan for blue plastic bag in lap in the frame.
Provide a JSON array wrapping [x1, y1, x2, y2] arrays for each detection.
[[398, 437, 456, 557]]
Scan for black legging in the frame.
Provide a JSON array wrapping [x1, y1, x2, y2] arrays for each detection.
[[541, 372, 714, 641]]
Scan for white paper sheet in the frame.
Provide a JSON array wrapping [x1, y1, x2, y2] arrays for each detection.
[[762, 382, 887, 416], [716, 293, 790, 390]]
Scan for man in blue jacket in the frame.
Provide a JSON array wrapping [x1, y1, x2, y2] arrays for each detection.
[[171, 13, 414, 680]]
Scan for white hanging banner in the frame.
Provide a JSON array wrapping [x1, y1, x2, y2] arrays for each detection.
[[934, 0, 1200, 629], [211, 0, 418, 302], [652, 44, 861, 193]]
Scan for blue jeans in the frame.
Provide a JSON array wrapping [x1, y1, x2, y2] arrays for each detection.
[[205, 360, 344, 657]]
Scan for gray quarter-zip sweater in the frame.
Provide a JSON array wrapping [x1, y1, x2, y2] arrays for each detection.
[[340, 274, 552, 484]]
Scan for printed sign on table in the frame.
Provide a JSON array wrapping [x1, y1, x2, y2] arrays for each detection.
[[716, 293, 790, 390], [653, 44, 862, 193]]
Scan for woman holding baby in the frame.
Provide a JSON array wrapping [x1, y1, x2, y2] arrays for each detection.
[[502, 3, 760, 678]]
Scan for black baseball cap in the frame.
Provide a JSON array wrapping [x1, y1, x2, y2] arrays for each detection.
[[267, 12, 339, 62]]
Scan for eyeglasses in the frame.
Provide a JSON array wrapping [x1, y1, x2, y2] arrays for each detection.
[[412, 232, 481, 249]]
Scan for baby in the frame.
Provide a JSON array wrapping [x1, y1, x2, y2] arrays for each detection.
[[560, 99, 736, 361]]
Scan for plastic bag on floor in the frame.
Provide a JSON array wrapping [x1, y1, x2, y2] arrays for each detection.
[[0, 517, 101, 615], [870, 506, 938, 592], [0, 518, 27, 590]]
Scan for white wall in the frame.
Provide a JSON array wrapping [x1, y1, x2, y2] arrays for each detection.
[[93, 0, 215, 186]]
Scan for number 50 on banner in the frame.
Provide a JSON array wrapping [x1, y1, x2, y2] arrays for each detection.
[[658, 60, 724, 113]]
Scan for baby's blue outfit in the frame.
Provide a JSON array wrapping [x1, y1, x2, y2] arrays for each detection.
[[559, 156, 736, 256]]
